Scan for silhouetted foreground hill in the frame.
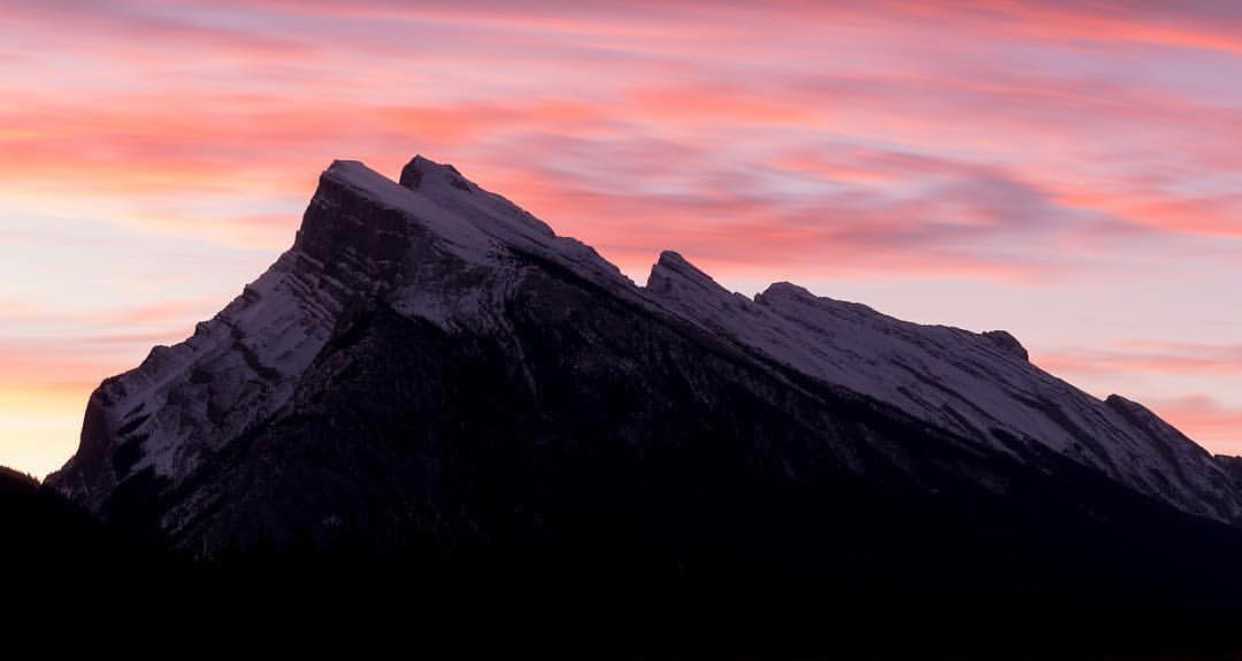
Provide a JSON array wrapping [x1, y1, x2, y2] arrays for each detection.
[[26, 156, 1242, 658], [1, 465, 157, 575], [2, 466, 98, 560]]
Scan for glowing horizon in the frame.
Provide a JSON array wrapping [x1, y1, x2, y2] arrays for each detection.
[[3, 0, 1242, 478]]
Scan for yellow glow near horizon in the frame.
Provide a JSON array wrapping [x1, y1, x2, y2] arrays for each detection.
[[0, 386, 90, 479]]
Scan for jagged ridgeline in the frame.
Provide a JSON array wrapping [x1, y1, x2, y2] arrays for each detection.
[[39, 155, 1242, 655]]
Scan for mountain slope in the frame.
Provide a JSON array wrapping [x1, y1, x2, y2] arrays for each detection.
[[648, 251, 1242, 522]]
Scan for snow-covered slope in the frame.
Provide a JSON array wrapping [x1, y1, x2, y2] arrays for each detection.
[[647, 251, 1242, 523], [47, 155, 1242, 531]]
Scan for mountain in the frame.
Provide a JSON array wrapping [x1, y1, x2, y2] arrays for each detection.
[[43, 155, 1242, 656]]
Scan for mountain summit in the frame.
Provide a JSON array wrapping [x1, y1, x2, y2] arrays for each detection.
[[48, 155, 1242, 533], [43, 157, 1242, 653]]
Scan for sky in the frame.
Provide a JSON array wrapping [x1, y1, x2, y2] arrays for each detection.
[[2, 0, 1241, 478]]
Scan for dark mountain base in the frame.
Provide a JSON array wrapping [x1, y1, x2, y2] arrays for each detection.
[[174, 500, 1242, 660], [16, 529, 1242, 659], [11, 462, 1242, 659], [93, 561, 1238, 660]]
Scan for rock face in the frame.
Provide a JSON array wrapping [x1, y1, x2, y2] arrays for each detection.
[[45, 156, 1242, 580]]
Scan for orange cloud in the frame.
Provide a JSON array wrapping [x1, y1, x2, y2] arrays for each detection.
[[1037, 342, 1242, 377], [1057, 191, 1242, 238], [1147, 396, 1242, 455]]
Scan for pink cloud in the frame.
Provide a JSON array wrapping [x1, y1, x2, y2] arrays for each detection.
[[1147, 396, 1242, 454], [1037, 342, 1242, 377]]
